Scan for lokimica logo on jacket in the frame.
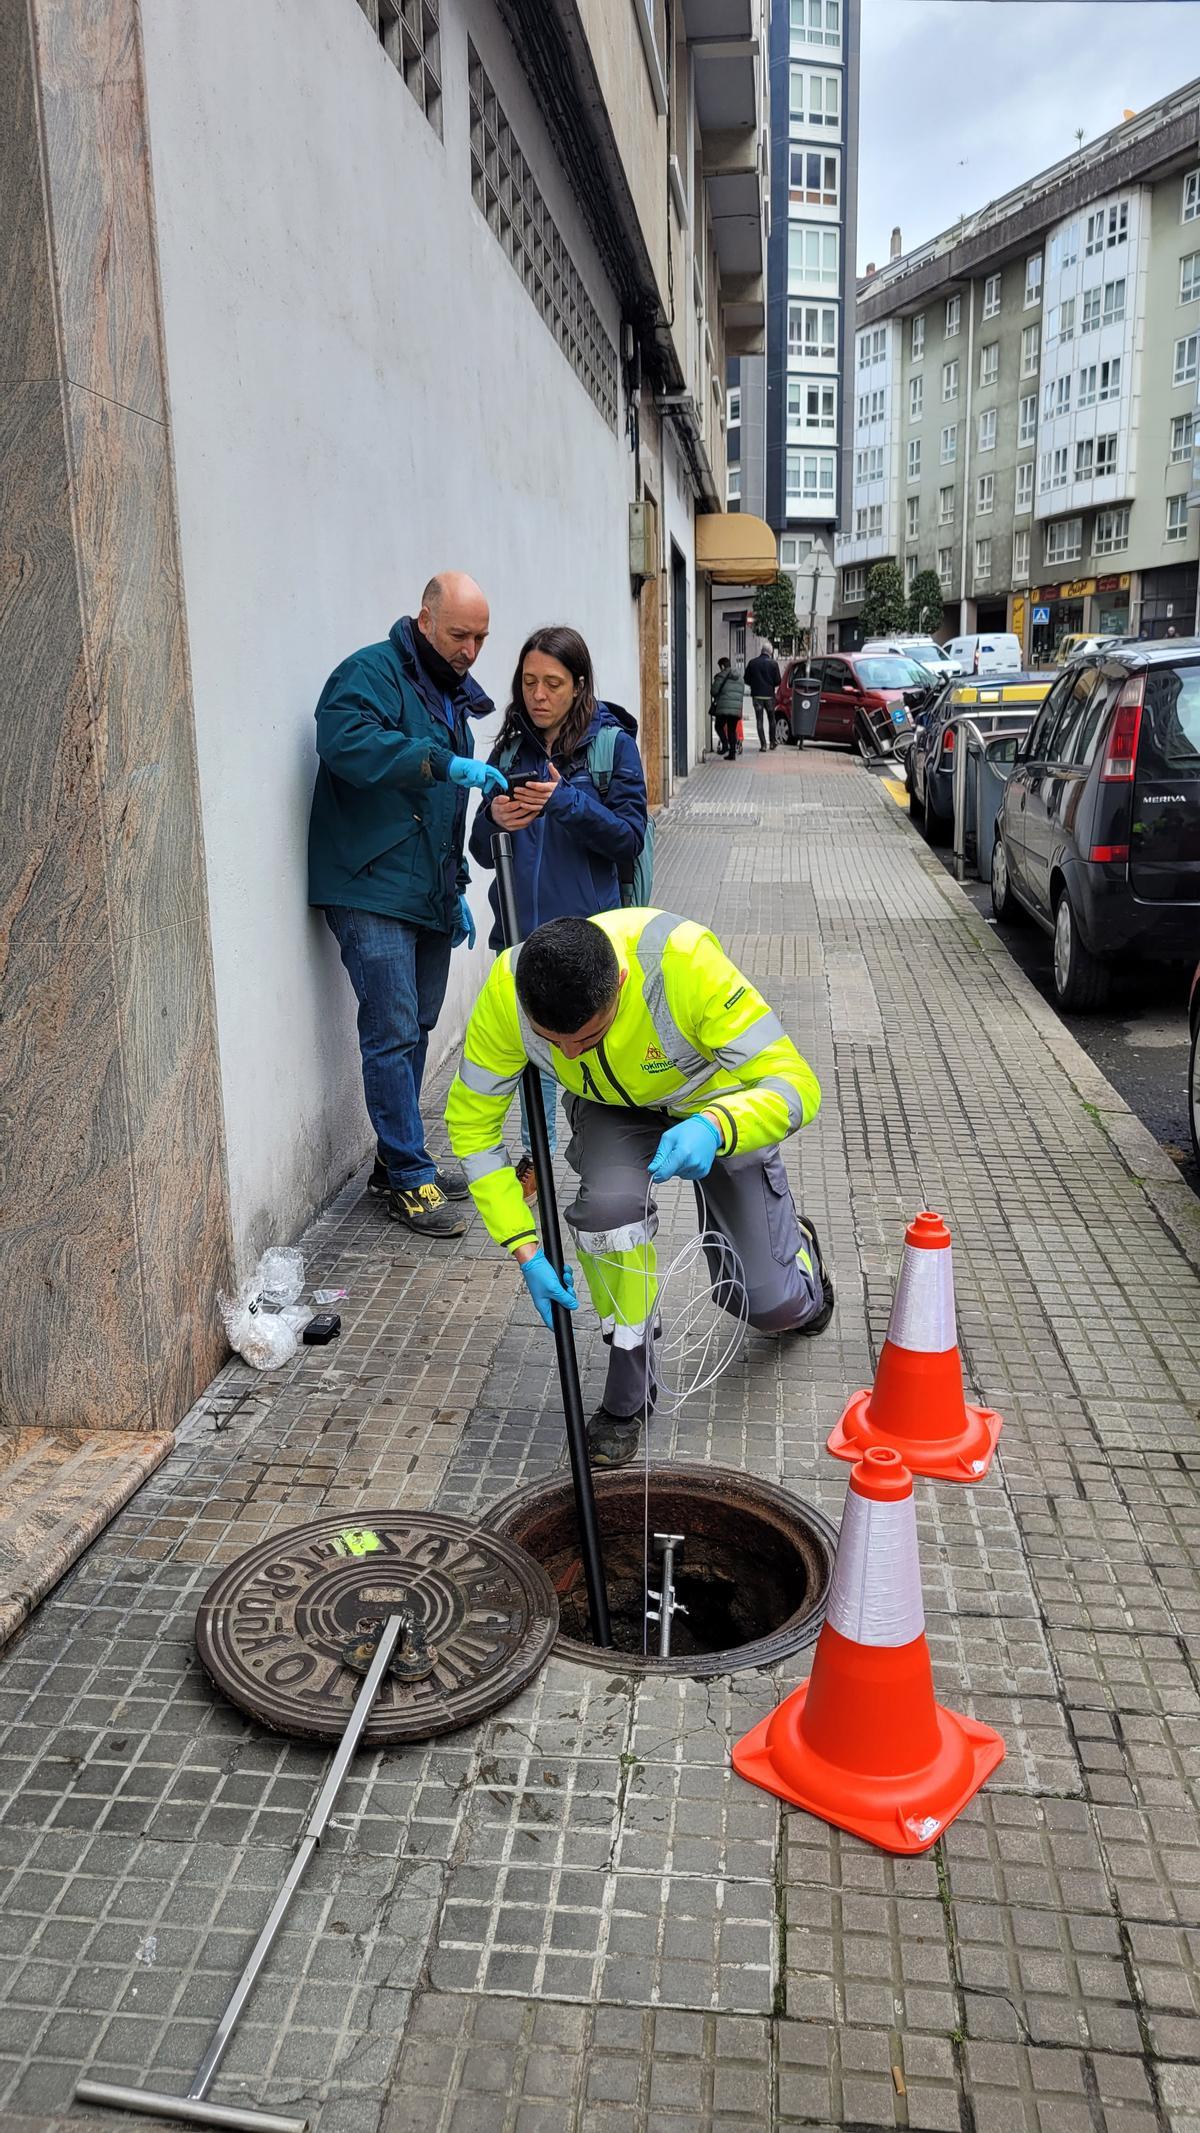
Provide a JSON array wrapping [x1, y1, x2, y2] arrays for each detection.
[[642, 1043, 673, 1074]]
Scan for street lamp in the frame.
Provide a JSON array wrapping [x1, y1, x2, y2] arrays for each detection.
[[799, 551, 833, 656]]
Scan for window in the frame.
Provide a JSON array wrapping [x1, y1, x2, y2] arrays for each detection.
[[1167, 495, 1190, 543], [854, 445, 884, 481], [1102, 278, 1126, 325], [1171, 414, 1195, 464], [974, 538, 992, 582], [1099, 357, 1122, 401], [787, 449, 836, 504], [789, 225, 839, 289], [1045, 517, 1082, 565], [1186, 170, 1200, 223], [790, 149, 840, 206], [790, 303, 837, 360], [906, 495, 920, 540], [780, 535, 813, 574], [1050, 297, 1075, 343], [727, 463, 741, 502], [976, 472, 994, 514], [942, 359, 959, 401], [1013, 528, 1030, 581], [1024, 254, 1042, 307], [910, 375, 924, 421], [937, 547, 954, 589], [791, 379, 836, 432], [790, 65, 841, 125], [853, 503, 883, 538], [903, 553, 918, 593], [369, 0, 442, 132], [1085, 209, 1104, 257], [856, 387, 884, 422], [1015, 461, 1033, 513], [857, 325, 887, 367], [1018, 394, 1036, 446], [1093, 508, 1129, 555], [1021, 323, 1040, 376], [1043, 380, 1055, 418], [1181, 252, 1200, 304], [1107, 201, 1128, 247], [1055, 375, 1071, 416], [727, 386, 741, 427], [978, 408, 997, 452], [912, 314, 926, 359], [1078, 364, 1097, 407], [982, 273, 1001, 320], [1095, 433, 1117, 477], [1175, 334, 1200, 385], [979, 342, 998, 387], [1074, 438, 1093, 481], [1041, 446, 1068, 490], [907, 438, 921, 481], [938, 486, 955, 525], [468, 47, 616, 424], [946, 295, 961, 337], [940, 424, 957, 463], [1081, 288, 1100, 333], [791, 0, 842, 51], [1062, 223, 1079, 268], [842, 564, 866, 602]]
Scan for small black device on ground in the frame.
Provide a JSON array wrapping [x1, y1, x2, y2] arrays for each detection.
[[302, 1312, 341, 1345]]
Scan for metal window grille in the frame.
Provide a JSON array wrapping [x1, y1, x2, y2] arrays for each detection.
[[468, 45, 617, 428], [359, 0, 442, 135]]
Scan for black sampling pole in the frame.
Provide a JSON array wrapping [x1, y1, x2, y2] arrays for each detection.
[[491, 831, 612, 1648]]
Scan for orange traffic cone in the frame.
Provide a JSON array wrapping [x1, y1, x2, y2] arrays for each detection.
[[733, 1447, 1003, 1853], [827, 1210, 1001, 1482]]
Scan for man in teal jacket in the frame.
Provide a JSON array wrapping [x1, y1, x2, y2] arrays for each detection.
[[309, 572, 507, 1236]]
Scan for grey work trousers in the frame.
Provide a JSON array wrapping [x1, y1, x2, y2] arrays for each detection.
[[561, 1098, 825, 1418]]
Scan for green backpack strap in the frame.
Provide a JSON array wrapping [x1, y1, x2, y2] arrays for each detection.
[[495, 733, 522, 774], [585, 724, 618, 796]]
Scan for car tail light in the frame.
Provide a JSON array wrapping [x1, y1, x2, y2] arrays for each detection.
[[1100, 677, 1144, 781], [941, 727, 955, 758], [1089, 844, 1130, 863]]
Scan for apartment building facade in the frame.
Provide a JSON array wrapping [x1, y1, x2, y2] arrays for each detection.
[[724, 0, 860, 650], [1, 0, 769, 1527], [834, 80, 1200, 656]]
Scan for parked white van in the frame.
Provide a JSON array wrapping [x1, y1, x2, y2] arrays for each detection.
[[860, 636, 961, 680], [942, 632, 1023, 674]]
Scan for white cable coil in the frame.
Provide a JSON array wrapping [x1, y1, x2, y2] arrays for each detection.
[[826, 1492, 926, 1648], [886, 1241, 957, 1354]]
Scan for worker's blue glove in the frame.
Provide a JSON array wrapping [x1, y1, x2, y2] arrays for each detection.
[[648, 1114, 722, 1183], [520, 1249, 578, 1328], [448, 756, 507, 797], [451, 894, 476, 950]]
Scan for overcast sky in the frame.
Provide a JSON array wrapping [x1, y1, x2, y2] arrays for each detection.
[[856, 0, 1200, 272]]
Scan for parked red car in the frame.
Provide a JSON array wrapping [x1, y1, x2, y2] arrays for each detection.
[[774, 652, 931, 758]]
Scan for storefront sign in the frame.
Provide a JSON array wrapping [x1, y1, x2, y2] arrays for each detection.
[[1031, 579, 1097, 601], [1011, 592, 1027, 652]]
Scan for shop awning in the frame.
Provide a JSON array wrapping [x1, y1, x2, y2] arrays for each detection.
[[695, 512, 777, 585]]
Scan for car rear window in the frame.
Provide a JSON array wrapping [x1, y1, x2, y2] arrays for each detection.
[[855, 657, 927, 688], [1138, 667, 1200, 776]]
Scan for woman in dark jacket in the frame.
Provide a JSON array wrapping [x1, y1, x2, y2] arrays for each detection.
[[469, 625, 648, 1193]]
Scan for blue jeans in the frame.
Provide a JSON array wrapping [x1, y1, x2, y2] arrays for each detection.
[[519, 1069, 560, 1157], [325, 907, 453, 1190]]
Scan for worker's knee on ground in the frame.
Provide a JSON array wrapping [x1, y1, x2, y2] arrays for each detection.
[[734, 1265, 821, 1334]]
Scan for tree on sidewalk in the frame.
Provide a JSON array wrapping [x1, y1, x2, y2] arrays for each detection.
[[859, 561, 909, 637], [907, 569, 944, 635], [752, 572, 799, 652]]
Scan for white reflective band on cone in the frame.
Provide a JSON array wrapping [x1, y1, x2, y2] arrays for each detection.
[[827, 1492, 925, 1647], [886, 1240, 957, 1353]]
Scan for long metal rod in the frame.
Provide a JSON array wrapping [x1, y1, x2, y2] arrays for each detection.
[[75, 1615, 405, 2133], [491, 831, 612, 1647]]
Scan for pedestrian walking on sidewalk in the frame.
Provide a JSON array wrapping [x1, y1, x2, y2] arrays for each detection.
[[446, 911, 834, 1468], [308, 572, 508, 1238], [710, 658, 744, 760], [468, 627, 649, 1203], [744, 648, 781, 751]]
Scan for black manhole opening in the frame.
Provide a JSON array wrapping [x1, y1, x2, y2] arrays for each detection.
[[485, 1463, 837, 1678]]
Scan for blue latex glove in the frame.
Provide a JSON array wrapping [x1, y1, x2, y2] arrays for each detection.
[[452, 894, 476, 950], [448, 755, 508, 797], [648, 1114, 722, 1183], [520, 1249, 578, 1328]]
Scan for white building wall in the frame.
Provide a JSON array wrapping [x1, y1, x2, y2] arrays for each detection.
[[836, 320, 901, 566], [139, 0, 640, 1267], [1037, 189, 1146, 532]]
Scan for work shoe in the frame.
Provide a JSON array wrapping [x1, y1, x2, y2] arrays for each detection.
[[368, 1157, 390, 1198], [587, 1410, 642, 1468], [387, 1183, 468, 1237], [794, 1218, 835, 1335], [516, 1154, 538, 1204], [435, 1165, 471, 1201]]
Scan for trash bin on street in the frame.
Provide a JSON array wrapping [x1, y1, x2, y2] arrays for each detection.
[[789, 680, 820, 742]]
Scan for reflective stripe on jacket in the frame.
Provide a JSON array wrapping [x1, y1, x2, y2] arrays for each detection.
[[444, 909, 821, 1252]]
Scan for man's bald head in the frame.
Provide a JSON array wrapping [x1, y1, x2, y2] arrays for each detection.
[[418, 572, 490, 677]]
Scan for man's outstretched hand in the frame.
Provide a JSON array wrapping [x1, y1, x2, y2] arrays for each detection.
[[448, 756, 508, 797], [648, 1115, 721, 1183]]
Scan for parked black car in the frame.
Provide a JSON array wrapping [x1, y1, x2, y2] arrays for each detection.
[[907, 675, 1051, 846], [990, 641, 1200, 1008]]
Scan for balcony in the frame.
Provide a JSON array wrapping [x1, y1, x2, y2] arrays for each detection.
[[683, 0, 761, 139]]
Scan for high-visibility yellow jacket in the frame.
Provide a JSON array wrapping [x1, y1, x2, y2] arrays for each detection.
[[445, 909, 821, 1252]]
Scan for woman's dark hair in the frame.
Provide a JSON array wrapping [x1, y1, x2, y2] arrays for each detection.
[[516, 918, 620, 1034], [494, 626, 598, 764]]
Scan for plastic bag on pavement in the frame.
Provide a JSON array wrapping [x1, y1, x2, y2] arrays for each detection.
[[218, 1246, 313, 1371], [258, 1246, 305, 1307]]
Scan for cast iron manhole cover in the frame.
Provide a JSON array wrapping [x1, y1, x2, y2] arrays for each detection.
[[195, 1511, 559, 1743]]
